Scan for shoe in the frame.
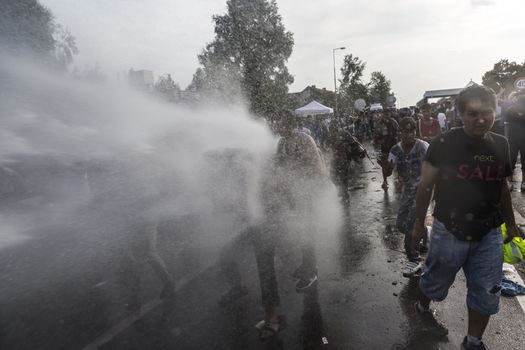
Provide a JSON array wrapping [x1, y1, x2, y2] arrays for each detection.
[[414, 302, 448, 336], [255, 314, 287, 341], [402, 261, 422, 277], [295, 273, 318, 292], [461, 336, 489, 350]]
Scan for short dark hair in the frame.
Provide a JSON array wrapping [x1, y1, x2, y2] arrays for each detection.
[[457, 85, 496, 115], [399, 117, 416, 132], [421, 103, 431, 111]]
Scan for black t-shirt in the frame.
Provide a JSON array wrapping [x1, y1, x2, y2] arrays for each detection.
[[426, 128, 512, 241]]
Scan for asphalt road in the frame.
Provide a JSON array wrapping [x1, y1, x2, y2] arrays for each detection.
[[2, 159, 525, 350]]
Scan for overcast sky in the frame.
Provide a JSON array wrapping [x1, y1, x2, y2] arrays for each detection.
[[42, 0, 525, 106]]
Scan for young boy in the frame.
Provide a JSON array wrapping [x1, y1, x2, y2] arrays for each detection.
[[384, 117, 429, 277]]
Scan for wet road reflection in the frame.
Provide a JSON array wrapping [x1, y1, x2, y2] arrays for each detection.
[[338, 217, 370, 277], [393, 278, 449, 350]]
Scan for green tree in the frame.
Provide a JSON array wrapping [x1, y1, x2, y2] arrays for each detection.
[[368, 71, 392, 107], [338, 54, 368, 114], [0, 0, 77, 70], [195, 0, 294, 118], [339, 54, 367, 99], [53, 24, 78, 70], [482, 59, 525, 94]]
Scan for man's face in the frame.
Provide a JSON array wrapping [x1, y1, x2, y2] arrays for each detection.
[[461, 99, 495, 138], [400, 128, 416, 145], [422, 108, 431, 119]]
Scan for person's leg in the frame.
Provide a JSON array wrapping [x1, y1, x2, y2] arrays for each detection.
[[295, 232, 318, 292], [380, 153, 389, 189], [400, 193, 423, 277], [253, 225, 280, 324], [417, 219, 468, 333], [463, 227, 503, 345], [333, 160, 349, 205], [399, 192, 419, 261], [466, 308, 490, 339], [294, 199, 319, 292], [342, 168, 350, 205]]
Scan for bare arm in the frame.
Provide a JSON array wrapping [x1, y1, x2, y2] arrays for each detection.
[[500, 180, 522, 241], [411, 161, 439, 247]]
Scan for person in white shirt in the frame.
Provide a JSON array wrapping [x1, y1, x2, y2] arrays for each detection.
[[437, 110, 447, 132]]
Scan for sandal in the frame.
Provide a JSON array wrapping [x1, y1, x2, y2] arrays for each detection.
[[254, 315, 287, 341]]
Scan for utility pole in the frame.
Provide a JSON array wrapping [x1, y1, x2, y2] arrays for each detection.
[[332, 46, 346, 118]]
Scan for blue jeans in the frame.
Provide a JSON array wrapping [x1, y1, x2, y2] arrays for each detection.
[[419, 219, 503, 315], [396, 188, 426, 261]]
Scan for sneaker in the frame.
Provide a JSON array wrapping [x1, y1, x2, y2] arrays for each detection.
[[295, 273, 318, 292], [402, 261, 422, 277], [461, 336, 489, 350], [414, 302, 448, 336]]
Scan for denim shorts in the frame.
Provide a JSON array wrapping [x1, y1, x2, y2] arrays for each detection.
[[419, 219, 503, 315]]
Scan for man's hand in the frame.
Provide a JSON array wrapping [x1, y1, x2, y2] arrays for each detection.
[[411, 221, 426, 249], [505, 224, 524, 243]]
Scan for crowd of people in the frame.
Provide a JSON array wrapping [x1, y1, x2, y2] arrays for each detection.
[[3, 82, 525, 349], [253, 85, 525, 349]]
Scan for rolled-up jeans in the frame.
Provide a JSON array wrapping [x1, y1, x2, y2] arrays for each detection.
[[396, 187, 424, 261], [419, 219, 503, 315]]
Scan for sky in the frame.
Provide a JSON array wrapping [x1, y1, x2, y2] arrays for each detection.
[[42, 0, 525, 106]]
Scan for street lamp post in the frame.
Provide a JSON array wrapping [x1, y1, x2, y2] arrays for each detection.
[[333, 46, 346, 118]]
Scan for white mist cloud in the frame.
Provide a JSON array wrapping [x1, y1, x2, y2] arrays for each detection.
[[471, 0, 495, 6]]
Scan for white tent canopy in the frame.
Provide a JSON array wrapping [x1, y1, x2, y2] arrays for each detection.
[[294, 100, 333, 116]]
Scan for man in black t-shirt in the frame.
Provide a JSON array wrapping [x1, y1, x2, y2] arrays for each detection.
[[330, 120, 366, 206], [411, 85, 522, 350], [374, 108, 399, 189]]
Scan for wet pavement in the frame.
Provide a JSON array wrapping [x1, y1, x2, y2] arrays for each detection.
[[2, 158, 525, 350]]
